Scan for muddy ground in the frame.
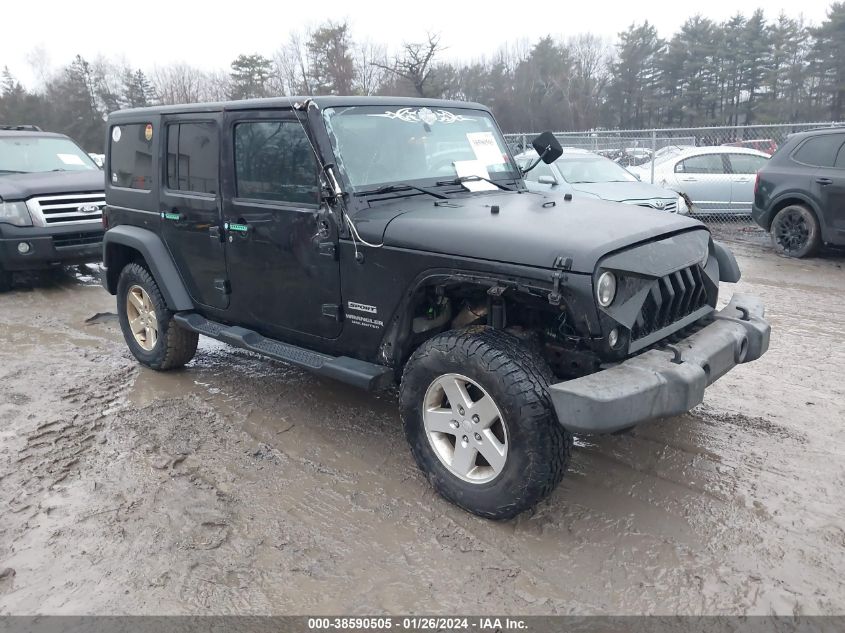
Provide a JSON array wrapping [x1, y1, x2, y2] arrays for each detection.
[[0, 241, 843, 616]]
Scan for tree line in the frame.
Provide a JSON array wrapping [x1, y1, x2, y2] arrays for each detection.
[[1, 3, 843, 152]]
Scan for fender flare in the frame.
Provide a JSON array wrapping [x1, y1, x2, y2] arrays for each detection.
[[713, 240, 741, 283], [103, 225, 194, 311]]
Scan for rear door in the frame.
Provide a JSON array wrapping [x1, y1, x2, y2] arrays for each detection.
[[811, 135, 845, 242], [160, 116, 228, 310], [725, 152, 770, 214], [672, 153, 730, 213], [221, 111, 342, 340]]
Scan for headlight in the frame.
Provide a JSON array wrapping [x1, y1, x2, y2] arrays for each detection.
[[677, 194, 689, 215], [0, 200, 33, 227], [597, 271, 617, 307]]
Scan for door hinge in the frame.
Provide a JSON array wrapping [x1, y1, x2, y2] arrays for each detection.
[[214, 279, 231, 295], [321, 303, 342, 321], [318, 242, 337, 259]]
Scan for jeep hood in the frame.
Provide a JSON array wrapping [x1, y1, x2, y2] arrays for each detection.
[[352, 191, 705, 273], [0, 170, 104, 201], [570, 180, 676, 203]]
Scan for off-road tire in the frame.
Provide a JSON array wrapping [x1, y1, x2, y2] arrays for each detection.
[[0, 267, 12, 293], [771, 204, 821, 259], [116, 263, 198, 370], [400, 326, 572, 519]]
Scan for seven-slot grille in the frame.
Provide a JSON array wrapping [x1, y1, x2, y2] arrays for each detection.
[[631, 265, 709, 341], [28, 192, 104, 226]]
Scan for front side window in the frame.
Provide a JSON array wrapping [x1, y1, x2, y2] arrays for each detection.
[[792, 134, 845, 168], [726, 153, 769, 174], [234, 121, 320, 205], [166, 122, 218, 195], [676, 154, 724, 174], [109, 123, 154, 189], [0, 136, 98, 175], [518, 158, 555, 183], [323, 106, 518, 189]]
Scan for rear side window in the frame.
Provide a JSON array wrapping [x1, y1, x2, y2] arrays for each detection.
[[234, 120, 319, 205], [792, 134, 845, 168], [166, 122, 218, 195], [676, 154, 724, 174], [109, 123, 153, 190], [726, 153, 768, 174]]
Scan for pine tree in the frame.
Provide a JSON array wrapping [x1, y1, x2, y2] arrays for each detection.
[[229, 54, 272, 100]]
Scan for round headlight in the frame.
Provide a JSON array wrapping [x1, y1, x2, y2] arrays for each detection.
[[597, 271, 617, 307]]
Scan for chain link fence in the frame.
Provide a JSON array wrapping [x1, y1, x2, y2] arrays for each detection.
[[504, 122, 843, 245]]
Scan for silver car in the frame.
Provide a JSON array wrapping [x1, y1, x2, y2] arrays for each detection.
[[517, 148, 688, 213], [628, 146, 770, 215]]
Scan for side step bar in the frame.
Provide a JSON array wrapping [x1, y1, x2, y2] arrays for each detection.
[[173, 313, 394, 391]]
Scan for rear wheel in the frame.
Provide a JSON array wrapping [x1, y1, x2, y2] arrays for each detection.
[[771, 204, 820, 258], [400, 327, 571, 519], [116, 263, 198, 370]]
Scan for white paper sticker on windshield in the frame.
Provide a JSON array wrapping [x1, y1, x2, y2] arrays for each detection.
[[454, 160, 497, 192], [466, 132, 505, 166], [57, 153, 85, 166]]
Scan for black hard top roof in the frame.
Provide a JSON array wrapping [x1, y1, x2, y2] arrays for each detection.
[[109, 95, 490, 120]]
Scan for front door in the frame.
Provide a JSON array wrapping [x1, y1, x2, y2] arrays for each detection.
[[160, 116, 228, 309], [672, 153, 731, 213], [221, 111, 342, 340]]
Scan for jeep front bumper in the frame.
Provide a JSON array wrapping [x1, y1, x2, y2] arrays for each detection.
[[549, 293, 770, 434]]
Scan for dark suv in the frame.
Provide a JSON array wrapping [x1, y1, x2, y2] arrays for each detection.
[[0, 126, 105, 291], [753, 127, 845, 258], [102, 97, 770, 519]]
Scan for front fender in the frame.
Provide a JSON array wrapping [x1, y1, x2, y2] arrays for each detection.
[[103, 225, 194, 311], [712, 241, 741, 283]]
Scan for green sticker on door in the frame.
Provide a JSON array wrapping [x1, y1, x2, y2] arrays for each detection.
[[162, 212, 181, 221], [227, 223, 248, 233]]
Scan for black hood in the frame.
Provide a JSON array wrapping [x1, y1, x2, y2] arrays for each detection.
[[0, 170, 105, 201], [352, 191, 705, 273]]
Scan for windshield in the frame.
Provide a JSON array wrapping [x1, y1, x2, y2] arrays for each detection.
[[555, 154, 637, 183], [323, 106, 518, 190], [0, 136, 98, 174]]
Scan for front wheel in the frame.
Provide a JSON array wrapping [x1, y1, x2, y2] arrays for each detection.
[[116, 262, 198, 370], [771, 204, 820, 258], [400, 327, 571, 520]]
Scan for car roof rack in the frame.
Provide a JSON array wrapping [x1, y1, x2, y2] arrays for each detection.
[[0, 124, 43, 131]]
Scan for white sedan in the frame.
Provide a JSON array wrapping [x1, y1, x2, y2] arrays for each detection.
[[628, 146, 770, 215]]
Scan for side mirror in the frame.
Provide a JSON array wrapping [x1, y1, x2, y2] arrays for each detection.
[[531, 131, 563, 164], [537, 175, 557, 185]]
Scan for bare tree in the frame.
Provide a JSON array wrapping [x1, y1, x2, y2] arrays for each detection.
[[374, 33, 445, 97], [151, 63, 228, 104], [353, 40, 389, 95]]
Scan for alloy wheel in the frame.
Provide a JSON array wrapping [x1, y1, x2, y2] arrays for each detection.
[[422, 373, 508, 484], [126, 284, 159, 351]]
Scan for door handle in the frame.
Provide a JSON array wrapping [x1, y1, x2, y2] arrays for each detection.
[[679, 177, 697, 182], [815, 177, 832, 185]]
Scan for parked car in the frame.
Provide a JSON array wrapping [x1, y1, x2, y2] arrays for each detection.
[[102, 97, 769, 519], [517, 148, 688, 213], [629, 146, 770, 215], [723, 139, 778, 155], [752, 127, 845, 258], [0, 125, 105, 292]]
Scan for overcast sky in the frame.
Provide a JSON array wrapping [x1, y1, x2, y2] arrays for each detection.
[[1, 0, 829, 88]]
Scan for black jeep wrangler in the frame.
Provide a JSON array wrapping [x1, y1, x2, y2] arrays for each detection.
[[102, 97, 770, 519], [0, 126, 105, 291]]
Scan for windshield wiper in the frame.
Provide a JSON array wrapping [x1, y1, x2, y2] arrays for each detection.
[[355, 183, 448, 200], [0, 169, 26, 174], [436, 175, 513, 191]]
